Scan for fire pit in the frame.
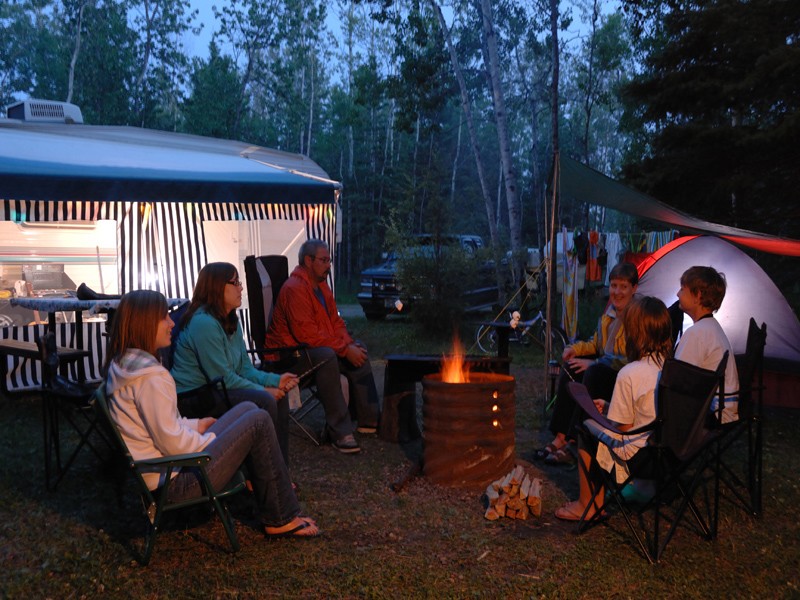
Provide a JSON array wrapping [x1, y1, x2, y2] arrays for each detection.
[[422, 359, 515, 488]]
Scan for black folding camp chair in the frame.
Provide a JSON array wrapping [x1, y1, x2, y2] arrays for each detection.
[[569, 353, 728, 563], [38, 331, 111, 491], [712, 318, 767, 522], [243, 254, 322, 444]]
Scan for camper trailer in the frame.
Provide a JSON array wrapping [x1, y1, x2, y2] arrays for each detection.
[[0, 99, 341, 391]]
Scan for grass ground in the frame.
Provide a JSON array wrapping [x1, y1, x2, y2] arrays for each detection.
[[1, 307, 799, 598]]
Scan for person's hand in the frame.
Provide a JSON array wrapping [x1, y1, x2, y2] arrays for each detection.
[[279, 372, 299, 391], [345, 343, 368, 368], [197, 417, 216, 434], [593, 398, 609, 415], [266, 386, 286, 400], [562, 346, 576, 361], [567, 357, 593, 373]]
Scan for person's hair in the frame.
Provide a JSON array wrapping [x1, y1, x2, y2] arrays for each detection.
[[608, 261, 639, 286], [680, 266, 727, 312], [104, 290, 168, 369], [298, 239, 329, 267], [623, 296, 672, 367], [183, 262, 239, 335]]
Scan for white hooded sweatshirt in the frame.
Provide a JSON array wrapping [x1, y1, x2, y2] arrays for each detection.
[[105, 349, 215, 490]]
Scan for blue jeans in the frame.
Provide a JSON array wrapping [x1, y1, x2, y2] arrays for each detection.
[[226, 388, 289, 466], [166, 401, 299, 528]]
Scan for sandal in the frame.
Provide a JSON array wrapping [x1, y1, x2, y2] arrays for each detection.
[[533, 443, 559, 461], [544, 446, 574, 465], [555, 501, 606, 522], [264, 516, 321, 539]]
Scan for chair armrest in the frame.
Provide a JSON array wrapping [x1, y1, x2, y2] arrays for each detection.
[[568, 381, 656, 437], [134, 452, 211, 469]]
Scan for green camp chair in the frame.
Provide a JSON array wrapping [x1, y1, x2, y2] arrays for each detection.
[[94, 386, 246, 566]]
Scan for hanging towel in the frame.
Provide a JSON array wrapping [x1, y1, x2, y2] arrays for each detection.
[[604, 233, 622, 286], [561, 227, 579, 341], [586, 230, 601, 282]]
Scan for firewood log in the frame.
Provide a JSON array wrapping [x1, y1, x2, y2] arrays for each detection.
[[527, 478, 542, 517], [486, 485, 500, 506], [520, 475, 531, 500], [484, 507, 500, 520], [510, 465, 525, 485], [506, 496, 524, 511]]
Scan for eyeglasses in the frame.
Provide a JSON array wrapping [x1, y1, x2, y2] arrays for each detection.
[[313, 256, 332, 265], [227, 278, 242, 287]]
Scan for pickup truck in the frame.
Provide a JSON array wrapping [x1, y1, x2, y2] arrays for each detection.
[[357, 234, 499, 320]]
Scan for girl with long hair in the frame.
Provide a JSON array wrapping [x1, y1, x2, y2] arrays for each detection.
[[171, 262, 296, 465], [555, 296, 673, 521], [104, 290, 318, 538]]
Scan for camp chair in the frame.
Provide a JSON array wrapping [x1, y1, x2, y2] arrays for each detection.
[[243, 254, 324, 445], [38, 331, 110, 491], [711, 318, 767, 521], [94, 386, 246, 566], [568, 353, 728, 563]]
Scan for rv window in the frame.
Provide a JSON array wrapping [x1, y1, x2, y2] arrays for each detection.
[[0, 221, 118, 327]]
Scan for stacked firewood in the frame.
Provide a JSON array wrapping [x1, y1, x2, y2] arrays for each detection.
[[484, 465, 542, 521]]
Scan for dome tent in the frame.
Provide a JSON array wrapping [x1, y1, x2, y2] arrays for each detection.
[[636, 235, 800, 407]]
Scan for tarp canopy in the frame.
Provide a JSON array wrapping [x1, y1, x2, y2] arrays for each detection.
[[0, 120, 340, 205], [558, 155, 800, 257], [637, 235, 800, 365]]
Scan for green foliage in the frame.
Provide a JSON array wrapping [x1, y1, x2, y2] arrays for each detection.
[[620, 0, 800, 240], [389, 187, 488, 334], [182, 46, 244, 139]]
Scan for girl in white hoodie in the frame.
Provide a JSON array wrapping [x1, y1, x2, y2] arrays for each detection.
[[104, 290, 319, 539]]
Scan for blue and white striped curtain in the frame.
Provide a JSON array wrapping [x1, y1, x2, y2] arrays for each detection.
[[0, 198, 337, 391]]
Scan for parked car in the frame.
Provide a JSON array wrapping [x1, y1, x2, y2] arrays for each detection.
[[357, 234, 499, 320]]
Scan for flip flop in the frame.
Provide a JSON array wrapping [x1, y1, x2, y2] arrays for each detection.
[[533, 443, 559, 460], [544, 447, 574, 465], [265, 519, 321, 539], [555, 502, 607, 522], [555, 502, 586, 521]]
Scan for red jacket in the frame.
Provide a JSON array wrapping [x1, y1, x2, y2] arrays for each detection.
[[265, 265, 353, 356]]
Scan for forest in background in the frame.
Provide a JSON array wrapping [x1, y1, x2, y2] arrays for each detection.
[[1, 0, 798, 302]]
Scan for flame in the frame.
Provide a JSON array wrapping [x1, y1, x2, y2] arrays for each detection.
[[441, 335, 471, 383]]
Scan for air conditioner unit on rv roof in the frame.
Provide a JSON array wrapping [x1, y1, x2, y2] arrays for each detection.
[[6, 99, 83, 124]]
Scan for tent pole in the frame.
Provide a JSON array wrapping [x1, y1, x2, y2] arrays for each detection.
[[545, 153, 560, 393]]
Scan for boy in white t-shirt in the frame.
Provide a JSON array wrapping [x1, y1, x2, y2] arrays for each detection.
[[674, 266, 739, 423]]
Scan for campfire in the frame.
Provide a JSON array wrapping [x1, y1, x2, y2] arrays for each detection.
[[440, 336, 470, 383], [421, 336, 516, 489]]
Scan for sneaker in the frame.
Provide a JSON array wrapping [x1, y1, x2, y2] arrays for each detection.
[[356, 425, 378, 435], [332, 434, 361, 454]]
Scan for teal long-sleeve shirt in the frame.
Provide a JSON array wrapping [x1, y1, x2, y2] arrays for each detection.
[[170, 307, 280, 393]]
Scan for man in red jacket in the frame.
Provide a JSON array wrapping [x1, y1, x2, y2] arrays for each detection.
[[266, 239, 380, 454]]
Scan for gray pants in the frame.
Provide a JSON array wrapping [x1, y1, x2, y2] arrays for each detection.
[[290, 346, 380, 441]]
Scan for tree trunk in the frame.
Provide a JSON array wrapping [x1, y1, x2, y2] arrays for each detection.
[[546, 0, 561, 374], [478, 0, 523, 282], [66, 1, 88, 105], [450, 109, 462, 205], [429, 0, 497, 246]]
